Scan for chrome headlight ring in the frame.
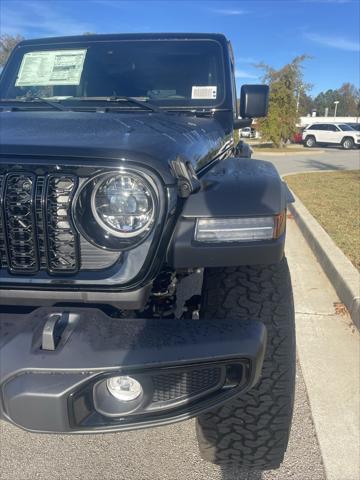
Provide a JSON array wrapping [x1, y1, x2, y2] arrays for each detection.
[[90, 172, 156, 239], [74, 169, 159, 251]]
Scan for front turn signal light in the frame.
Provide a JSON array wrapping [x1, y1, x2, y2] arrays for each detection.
[[195, 211, 286, 243]]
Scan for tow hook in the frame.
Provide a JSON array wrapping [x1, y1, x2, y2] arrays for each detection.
[[41, 312, 78, 351]]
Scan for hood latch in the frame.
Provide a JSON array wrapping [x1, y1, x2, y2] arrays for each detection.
[[170, 157, 201, 198]]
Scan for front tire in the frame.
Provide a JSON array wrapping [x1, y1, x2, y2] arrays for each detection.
[[342, 137, 354, 150], [196, 260, 295, 469], [304, 135, 316, 148]]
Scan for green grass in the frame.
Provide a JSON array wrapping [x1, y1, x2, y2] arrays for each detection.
[[285, 171, 360, 270]]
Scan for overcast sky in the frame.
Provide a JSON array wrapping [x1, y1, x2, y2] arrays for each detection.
[[1, 0, 359, 95]]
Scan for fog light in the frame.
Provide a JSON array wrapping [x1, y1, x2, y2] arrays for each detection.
[[106, 376, 143, 402]]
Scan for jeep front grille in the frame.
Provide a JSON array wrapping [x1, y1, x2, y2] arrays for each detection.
[[0, 173, 79, 274]]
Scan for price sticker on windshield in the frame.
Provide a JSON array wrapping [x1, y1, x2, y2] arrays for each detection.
[[15, 49, 87, 87], [191, 86, 217, 100]]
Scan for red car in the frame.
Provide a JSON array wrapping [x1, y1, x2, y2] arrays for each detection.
[[293, 128, 304, 144]]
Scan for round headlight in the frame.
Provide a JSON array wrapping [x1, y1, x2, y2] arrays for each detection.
[[91, 173, 155, 238]]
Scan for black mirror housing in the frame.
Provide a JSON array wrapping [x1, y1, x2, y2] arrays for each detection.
[[240, 84, 269, 118]]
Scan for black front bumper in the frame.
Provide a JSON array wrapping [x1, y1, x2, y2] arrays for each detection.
[[0, 307, 266, 433]]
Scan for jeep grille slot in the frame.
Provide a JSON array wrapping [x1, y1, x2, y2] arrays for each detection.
[[0, 173, 79, 274], [0, 175, 8, 268], [3, 173, 39, 273], [46, 175, 79, 273], [34, 175, 48, 269]]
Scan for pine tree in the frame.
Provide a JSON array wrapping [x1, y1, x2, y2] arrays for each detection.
[[256, 56, 310, 147]]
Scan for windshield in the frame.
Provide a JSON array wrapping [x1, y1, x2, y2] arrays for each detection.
[[0, 40, 225, 108], [338, 124, 354, 131]]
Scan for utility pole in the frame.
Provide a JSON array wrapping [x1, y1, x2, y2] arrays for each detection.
[[296, 88, 301, 114], [334, 101, 339, 119]]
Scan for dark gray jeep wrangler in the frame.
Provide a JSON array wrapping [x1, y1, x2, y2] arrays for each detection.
[[0, 33, 295, 470]]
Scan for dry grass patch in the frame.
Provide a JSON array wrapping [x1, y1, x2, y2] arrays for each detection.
[[285, 170, 360, 270]]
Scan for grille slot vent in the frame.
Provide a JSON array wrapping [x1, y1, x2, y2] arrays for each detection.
[[46, 175, 79, 273], [34, 176, 47, 269], [3, 173, 38, 273], [0, 176, 7, 268]]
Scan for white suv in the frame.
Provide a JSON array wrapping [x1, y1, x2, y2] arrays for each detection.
[[302, 123, 360, 149]]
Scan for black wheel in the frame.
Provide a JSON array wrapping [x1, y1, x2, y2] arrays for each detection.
[[304, 135, 316, 148], [196, 259, 295, 469], [342, 137, 354, 150]]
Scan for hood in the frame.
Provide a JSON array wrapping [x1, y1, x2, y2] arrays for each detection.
[[0, 111, 230, 183]]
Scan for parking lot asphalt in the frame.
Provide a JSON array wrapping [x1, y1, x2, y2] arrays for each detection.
[[254, 147, 360, 175]]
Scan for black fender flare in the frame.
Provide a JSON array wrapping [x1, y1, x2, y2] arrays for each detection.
[[182, 156, 292, 217], [167, 157, 294, 268]]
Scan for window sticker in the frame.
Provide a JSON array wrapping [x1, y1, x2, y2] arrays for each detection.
[[15, 49, 87, 87], [191, 86, 217, 100]]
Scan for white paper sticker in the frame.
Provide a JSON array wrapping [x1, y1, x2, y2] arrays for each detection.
[[191, 86, 217, 100], [15, 49, 87, 87]]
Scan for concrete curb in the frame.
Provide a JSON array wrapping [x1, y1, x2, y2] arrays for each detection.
[[288, 192, 360, 329]]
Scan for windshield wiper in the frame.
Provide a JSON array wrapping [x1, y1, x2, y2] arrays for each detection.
[[0, 96, 161, 113], [108, 96, 161, 112], [0, 97, 68, 111], [21, 96, 69, 111], [62, 96, 161, 113]]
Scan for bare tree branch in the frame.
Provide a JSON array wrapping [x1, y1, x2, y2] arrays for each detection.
[[0, 34, 24, 67]]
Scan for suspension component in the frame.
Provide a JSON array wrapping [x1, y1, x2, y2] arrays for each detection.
[[141, 269, 178, 319]]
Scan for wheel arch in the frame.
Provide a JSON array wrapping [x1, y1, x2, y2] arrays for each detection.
[[167, 157, 293, 269], [182, 157, 292, 218]]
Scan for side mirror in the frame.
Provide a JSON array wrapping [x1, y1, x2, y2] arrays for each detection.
[[240, 84, 269, 119]]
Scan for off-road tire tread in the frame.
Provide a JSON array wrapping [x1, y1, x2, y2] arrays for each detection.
[[196, 259, 295, 469]]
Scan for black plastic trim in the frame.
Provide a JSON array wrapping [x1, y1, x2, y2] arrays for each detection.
[[0, 307, 266, 433], [181, 157, 289, 218], [167, 218, 285, 268], [167, 156, 289, 268], [0, 283, 152, 310]]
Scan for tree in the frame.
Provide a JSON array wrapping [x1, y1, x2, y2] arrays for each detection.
[[0, 34, 24, 67], [313, 89, 338, 116], [312, 84, 360, 116], [298, 92, 314, 116], [256, 55, 310, 147], [337, 83, 360, 116]]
